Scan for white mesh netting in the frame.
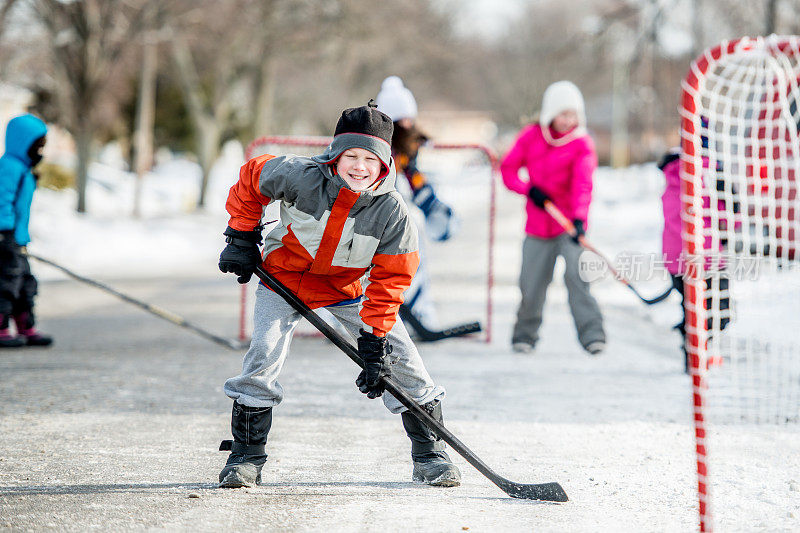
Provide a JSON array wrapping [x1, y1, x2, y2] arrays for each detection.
[[681, 35, 800, 425]]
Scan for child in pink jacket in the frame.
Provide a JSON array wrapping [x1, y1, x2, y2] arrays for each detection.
[[659, 150, 734, 372], [501, 81, 605, 355]]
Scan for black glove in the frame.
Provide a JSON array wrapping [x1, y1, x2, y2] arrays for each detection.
[[527, 185, 550, 208], [355, 329, 393, 399], [218, 226, 263, 284], [571, 219, 585, 244]]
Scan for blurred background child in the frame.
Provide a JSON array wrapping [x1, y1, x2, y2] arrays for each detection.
[[0, 114, 52, 348]]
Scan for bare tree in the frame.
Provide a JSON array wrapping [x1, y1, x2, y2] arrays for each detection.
[[31, 0, 148, 213], [0, 0, 20, 42], [475, 0, 602, 128], [0, 0, 33, 81], [132, 3, 162, 218], [165, 0, 333, 208], [245, 1, 321, 139], [168, 32, 230, 209]]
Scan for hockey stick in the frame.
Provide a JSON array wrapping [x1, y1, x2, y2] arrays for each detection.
[[397, 304, 482, 342], [253, 264, 568, 502], [26, 252, 243, 350], [542, 201, 673, 305]]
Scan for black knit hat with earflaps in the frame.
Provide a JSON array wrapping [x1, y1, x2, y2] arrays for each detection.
[[312, 100, 394, 174], [334, 99, 393, 145]]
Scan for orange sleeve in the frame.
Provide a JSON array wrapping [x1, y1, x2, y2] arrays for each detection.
[[361, 250, 420, 336], [226, 154, 275, 231]]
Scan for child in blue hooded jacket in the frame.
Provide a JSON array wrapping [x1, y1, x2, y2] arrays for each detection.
[[0, 114, 52, 347]]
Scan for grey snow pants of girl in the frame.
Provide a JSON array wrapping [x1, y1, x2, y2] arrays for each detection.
[[224, 284, 445, 413], [512, 234, 605, 350]]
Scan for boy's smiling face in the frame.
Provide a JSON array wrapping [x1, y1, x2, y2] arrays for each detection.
[[335, 148, 383, 191]]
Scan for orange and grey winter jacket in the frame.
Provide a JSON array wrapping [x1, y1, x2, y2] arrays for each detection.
[[226, 150, 420, 337]]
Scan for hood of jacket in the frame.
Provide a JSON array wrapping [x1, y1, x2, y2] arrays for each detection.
[[4, 114, 47, 167], [539, 81, 587, 146]]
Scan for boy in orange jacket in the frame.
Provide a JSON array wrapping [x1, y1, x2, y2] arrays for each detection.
[[217, 102, 460, 489]]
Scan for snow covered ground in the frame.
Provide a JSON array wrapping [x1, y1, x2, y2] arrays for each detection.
[[2, 143, 797, 531]]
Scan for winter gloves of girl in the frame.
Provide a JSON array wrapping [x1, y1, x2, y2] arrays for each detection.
[[527, 185, 550, 209], [527, 185, 585, 244], [571, 220, 586, 244], [218, 226, 263, 283]]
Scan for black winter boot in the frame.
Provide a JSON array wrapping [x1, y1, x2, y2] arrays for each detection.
[[218, 402, 272, 488], [401, 400, 461, 487]]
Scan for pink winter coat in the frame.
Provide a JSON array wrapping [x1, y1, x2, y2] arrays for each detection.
[[501, 124, 597, 238], [661, 158, 683, 275], [661, 157, 738, 275]]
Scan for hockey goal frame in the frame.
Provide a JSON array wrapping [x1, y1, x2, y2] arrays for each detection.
[[680, 35, 800, 532], [239, 135, 499, 344]]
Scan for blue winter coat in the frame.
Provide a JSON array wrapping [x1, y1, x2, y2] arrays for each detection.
[[0, 114, 47, 245]]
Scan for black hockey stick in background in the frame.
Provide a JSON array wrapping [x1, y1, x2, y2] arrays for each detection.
[[254, 264, 568, 502], [397, 304, 482, 342], [543, 201, 673, 305], [26, 252, 243, 350]]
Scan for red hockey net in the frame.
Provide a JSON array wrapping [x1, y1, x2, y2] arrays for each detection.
[[239, 135, 498, 343], [680, 35, 800, 532]]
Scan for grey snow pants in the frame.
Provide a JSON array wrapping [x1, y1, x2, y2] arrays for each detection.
[[224, 284, 445, 414], [512, 234, 605, 349]]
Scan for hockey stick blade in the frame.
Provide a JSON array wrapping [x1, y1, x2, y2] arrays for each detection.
[[497, 479, 569, 502], [254, 266, 568, 502], [398, 304, 482, 342], [632, 284, 673, 305]]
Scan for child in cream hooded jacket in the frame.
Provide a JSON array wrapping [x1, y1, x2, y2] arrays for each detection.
[[501, 81, 605, 355]]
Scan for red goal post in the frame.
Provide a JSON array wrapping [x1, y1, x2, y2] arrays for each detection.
[[680, 35, 800, 532], [240, 135, 499, 344]]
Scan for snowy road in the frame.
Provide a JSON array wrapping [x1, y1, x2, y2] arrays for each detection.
[[0, 157, 797, 531], [0, 275, 734, 532]]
